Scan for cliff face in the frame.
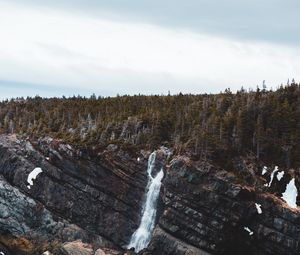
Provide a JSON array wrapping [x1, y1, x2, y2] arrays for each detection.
[[148, 157, 300, 255], [0, 134, 299, 255], [0, 135, 148, 254]]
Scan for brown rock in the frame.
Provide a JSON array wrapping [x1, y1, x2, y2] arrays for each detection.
[[61, 240, 93, 255], [94, 248, 123, 255]]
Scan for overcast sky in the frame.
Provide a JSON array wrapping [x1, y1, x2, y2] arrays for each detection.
[[0, 0, 299, 99]]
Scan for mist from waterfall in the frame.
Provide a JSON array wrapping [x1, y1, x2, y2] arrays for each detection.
[[127, 151, 164, 253]]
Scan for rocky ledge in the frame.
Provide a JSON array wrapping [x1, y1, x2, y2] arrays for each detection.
[[0, 134, 299, 255]]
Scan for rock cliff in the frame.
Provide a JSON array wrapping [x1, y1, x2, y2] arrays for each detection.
[[0, 134, 299, 255]]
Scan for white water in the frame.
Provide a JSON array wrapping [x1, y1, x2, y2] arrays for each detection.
[[127, 151, 164, 253]]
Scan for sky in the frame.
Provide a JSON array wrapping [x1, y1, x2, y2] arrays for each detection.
[[0, 0, 300, 99]]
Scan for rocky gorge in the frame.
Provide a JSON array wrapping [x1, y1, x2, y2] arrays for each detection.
[[0, 134, 299, 255]]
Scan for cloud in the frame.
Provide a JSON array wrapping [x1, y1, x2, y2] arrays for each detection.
[[7, 0, 300, 45], [0, 1, 299, 98]]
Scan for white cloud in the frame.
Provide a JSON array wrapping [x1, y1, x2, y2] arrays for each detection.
[[0, 1, 300, 96]]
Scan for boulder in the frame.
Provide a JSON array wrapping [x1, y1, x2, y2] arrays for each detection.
[[61, 240, 93, 255]]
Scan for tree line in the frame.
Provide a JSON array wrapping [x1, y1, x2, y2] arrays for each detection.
[[0, 82, 299, 170]]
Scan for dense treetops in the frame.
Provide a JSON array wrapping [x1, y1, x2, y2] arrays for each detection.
[[0, 83, 299, 170]]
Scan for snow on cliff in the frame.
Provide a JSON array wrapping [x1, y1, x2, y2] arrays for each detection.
[[255, 203, 262, 214], [266, 166, 279, 187], [244, 227, 254, 236], [27, 167, 43, 189], [281, 178, 298, 208], [277, 171, 284, 181], [262, 166, 268, 175]]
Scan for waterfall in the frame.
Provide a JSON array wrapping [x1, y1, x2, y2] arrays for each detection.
[[127, 151, 164, 253]]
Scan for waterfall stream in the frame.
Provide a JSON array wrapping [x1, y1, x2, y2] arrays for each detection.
[[127, 151, 164, 253]]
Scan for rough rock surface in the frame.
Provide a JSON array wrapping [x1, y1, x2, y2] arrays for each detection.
[[0, 134, 299, 255], [0, 134, 148, 254], [147, 157, 300, 255], [61, 240, 93, 255], [0, 175, 94, 255]]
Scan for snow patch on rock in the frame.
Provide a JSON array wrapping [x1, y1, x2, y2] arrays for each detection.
[[27, 167, 43, 189], [281, 178, 298, 208], [244, 227, 253, 236], [267, 166, 279, 187], [262, 166, 268, 175], [277, 171, 284, 181], [255, 203, 262, 214]]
